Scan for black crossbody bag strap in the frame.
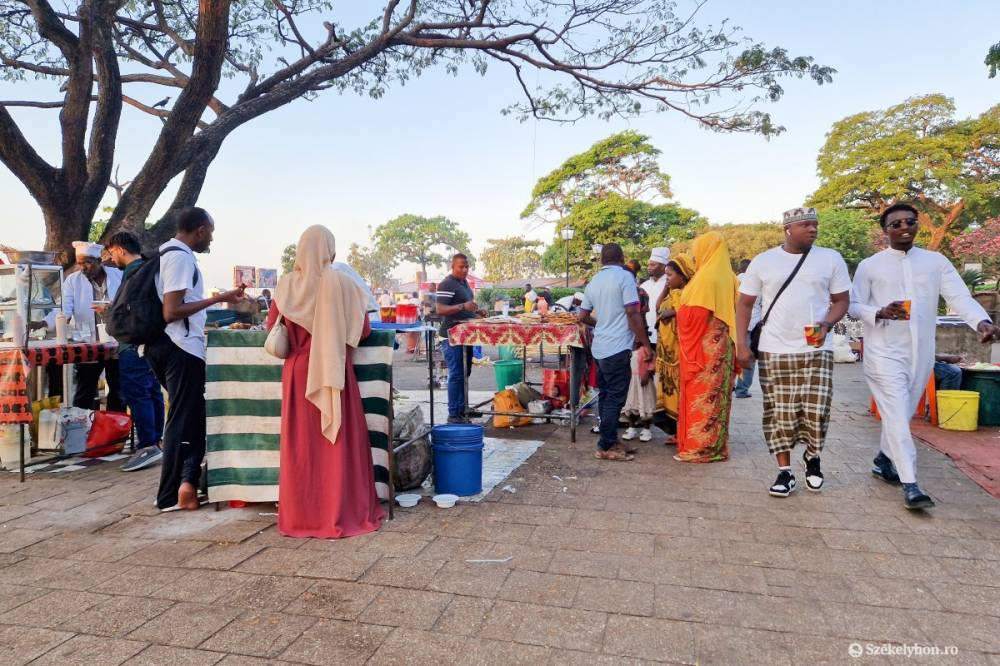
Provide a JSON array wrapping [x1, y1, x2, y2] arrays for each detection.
[[749, 246, 811, 357]]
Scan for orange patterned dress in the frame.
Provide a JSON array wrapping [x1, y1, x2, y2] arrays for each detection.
[[675, 305, 733, 463]]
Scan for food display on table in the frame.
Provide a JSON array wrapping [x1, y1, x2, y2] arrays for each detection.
[[518, 312, 579, 325]]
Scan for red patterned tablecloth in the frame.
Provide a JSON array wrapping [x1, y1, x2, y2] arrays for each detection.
[[0, 343, 117, 424], [448, 320, 584, 348]]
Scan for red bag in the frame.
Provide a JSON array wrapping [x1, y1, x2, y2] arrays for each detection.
[[542, 369, 570, 408], [83, 411, 131, 458]]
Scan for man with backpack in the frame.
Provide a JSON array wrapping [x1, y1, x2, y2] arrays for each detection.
[[107, 207, 244, 511], [102, 232, 166, 472], [736, 207, 851, 498]]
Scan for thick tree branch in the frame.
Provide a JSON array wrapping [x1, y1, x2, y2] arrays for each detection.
[[0, 106, 58, 204]]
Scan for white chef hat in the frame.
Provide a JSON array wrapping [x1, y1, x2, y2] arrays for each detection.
[[649, 247, 670, 265], [72, 241, 104, 259]]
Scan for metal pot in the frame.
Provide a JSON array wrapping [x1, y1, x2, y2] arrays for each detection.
[[1, 249, 60, 265]]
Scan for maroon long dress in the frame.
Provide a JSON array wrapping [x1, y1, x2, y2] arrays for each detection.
[[267, 306, 384, 538]]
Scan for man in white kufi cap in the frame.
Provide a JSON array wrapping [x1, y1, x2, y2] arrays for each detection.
[[641, 247, 670, 344], [60, 240, 124, 411]]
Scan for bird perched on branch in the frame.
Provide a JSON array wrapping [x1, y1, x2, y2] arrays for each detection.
[[152, 96, 171, 108]]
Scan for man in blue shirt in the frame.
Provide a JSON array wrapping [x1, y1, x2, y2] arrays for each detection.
[[436, 254, 486, 422], [579, 243, 654, 461]]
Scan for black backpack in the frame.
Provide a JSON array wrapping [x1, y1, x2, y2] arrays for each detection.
[[105, 246, 198, 345]]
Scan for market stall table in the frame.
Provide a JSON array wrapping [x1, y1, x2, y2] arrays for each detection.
[[204, 328, 396, 514], [448, 318, 587, 442], [371, 321, 438, 427], [0, 341, 118, 480]]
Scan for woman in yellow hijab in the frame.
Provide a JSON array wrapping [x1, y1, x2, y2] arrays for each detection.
[[674, 232, 739, 463], [654, 253, 695, 446]]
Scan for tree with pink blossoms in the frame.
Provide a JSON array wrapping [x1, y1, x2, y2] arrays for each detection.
[[952, 217, 1000, 287]]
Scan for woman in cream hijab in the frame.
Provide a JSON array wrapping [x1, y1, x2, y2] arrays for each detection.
[[267, 225, 384, 538]]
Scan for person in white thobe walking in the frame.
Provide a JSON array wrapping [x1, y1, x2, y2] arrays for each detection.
[[850, 203, 1000, 510]]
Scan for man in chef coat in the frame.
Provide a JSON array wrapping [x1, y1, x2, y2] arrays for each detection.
[[640, 247, 670, 343], [850, 203, 1000, 509], [62, 241, 124, 411]]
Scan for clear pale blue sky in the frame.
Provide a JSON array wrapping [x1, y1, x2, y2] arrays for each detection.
[[2, 0, 998, 288]]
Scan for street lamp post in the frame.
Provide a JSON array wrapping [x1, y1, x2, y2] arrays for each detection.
[[561, 227, 575, 287]]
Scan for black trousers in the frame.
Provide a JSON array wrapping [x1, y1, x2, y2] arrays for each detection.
[[73, 360, 124, 412], [144, 336, 206, 509]]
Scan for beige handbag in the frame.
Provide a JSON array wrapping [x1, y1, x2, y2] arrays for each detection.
[[264, 314, 290, 359]]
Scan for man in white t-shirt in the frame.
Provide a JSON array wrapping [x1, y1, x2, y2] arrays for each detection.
[[144, 207, 245, 511], [736, 207, 851, 498], [734, 259, 763, 398], [640, 247, 669, 343]]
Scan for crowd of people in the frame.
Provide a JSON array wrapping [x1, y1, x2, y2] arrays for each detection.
[[573, 204, 1000, 510], [29, 199, 1000, 540]]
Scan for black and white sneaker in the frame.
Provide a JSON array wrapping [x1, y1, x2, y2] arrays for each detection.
[[121, 446, 163, 472], [802, 452, 824, 492], [769, 470, 796, 497]]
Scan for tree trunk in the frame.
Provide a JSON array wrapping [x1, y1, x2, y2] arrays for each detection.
[[42, 200, 91, 265], [924, 201, 965, 252]]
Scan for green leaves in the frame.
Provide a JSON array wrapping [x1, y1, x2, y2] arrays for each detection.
[[372, 214, 473, 274], [809, 95, 1000, 250], [522, 131, 673, 220], [480, 238, 544, 283]]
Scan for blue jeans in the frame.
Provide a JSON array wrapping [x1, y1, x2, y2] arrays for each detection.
[[595, 349, 632, 451], [735, 331, 755, 396], [934, 361, 962, 391], [440, 340, 473, 418], [118, 347, 165, 448]]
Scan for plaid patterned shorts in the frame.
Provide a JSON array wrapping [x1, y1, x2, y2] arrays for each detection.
[[758, 351, 834, 456]]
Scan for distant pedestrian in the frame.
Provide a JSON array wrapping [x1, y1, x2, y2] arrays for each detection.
[[733, 259, 761, 398], [737, 207, 851, 497], [579, 243, 653, 461]]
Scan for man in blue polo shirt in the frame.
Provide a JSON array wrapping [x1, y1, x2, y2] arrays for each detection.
[[579, 243, 654, 461]]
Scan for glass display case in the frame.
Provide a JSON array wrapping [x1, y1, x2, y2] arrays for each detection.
[[0, 264, 64, 347]]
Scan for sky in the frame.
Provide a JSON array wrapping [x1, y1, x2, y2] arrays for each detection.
[[1, 0, 998, 289]]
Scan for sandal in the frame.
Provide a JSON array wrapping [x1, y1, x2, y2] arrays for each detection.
[[595, 448, 634, 462], [662, 435, 677, 446]]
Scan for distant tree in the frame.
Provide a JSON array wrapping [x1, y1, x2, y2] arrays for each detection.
[[816, 209, 879, 271], [347, 242, 393, 290], [280, 244, 296, 275], [988, 41, 1000, 78], [522, 131, 673, 225], [809, 94, 1000, 251], [373, 214, 473, 275], [952, 217, 1000, 280], [675, 222, 785, 265], [481, 238, 544, 283], [541, 195, 705, 277]]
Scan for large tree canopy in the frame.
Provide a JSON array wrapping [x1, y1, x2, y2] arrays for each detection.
[[372, 213, 472, 275], [541, 194, 705, 276], [808, 94, 1000, 251], [522, 130, 673, 222], [1, 0, 834, 253], [347, 242, 392, 290]]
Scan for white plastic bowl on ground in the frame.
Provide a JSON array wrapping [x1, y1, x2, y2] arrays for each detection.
[[395, 494, 421, 508], [432, 493, 458, 508]]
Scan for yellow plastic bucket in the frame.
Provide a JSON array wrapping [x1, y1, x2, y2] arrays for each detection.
[[936, 390, 979, 432]]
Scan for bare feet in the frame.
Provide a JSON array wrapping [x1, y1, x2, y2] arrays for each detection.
[[177, 482, 200, 510]]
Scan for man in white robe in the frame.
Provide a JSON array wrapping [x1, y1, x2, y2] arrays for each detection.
[[850, 203, 999, 509], [640, 247, 670, 343]]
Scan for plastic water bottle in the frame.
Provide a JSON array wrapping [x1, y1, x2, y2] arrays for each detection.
[[55, 312, 68, 344]]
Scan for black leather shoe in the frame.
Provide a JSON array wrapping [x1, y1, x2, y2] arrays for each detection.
[[872, 452, 901, 485], [903, 484, 935, 510]]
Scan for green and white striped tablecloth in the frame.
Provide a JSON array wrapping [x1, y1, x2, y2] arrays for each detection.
[[205, 329, 393, 503]]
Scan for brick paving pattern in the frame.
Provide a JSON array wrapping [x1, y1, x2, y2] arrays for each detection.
[[0, 364, 998, 664]]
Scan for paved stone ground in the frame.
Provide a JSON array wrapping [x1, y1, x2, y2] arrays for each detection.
[[1, 362, 999, 665]]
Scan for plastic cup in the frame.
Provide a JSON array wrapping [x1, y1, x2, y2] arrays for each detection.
[[900, 300, 911, 320], [804, 325, 822, 347]]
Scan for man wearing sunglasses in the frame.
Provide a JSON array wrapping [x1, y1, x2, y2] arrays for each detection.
[[850, 202, 1000, 510]]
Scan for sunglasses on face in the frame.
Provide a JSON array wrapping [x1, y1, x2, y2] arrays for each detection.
[[887, 218, 918, 230]]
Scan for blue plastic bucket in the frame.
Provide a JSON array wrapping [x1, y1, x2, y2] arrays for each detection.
[[431, 424, 485, 496]]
